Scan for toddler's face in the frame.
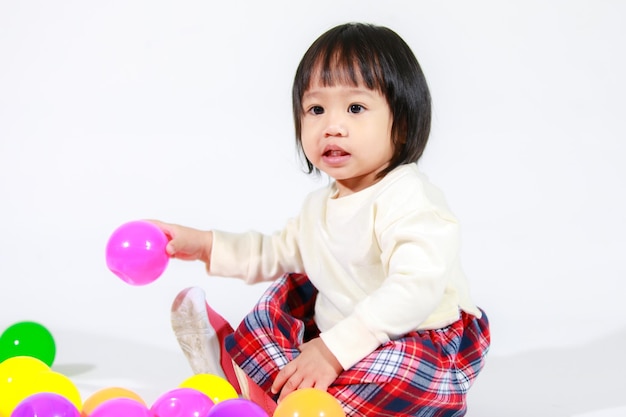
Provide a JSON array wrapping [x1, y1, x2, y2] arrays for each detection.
[[300, 79, 394, 197]]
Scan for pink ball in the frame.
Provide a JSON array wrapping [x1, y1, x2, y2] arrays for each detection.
[[90, 398, 152, 417], [207, 398, 268, 417], [105, 220, 169, 286], [150, 388, 215, 417], [11, 393, 80, 417]]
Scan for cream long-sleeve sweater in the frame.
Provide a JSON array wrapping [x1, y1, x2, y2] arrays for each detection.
[[209, 164, 481, 370]]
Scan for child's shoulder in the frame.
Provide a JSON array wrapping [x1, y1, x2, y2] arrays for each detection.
[[378, 164, 433, 198], [376, 164, 456, 218]]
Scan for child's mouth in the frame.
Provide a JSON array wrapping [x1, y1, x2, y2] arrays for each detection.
[[322, 147, 351, 165], [324, 149, 349, 157]]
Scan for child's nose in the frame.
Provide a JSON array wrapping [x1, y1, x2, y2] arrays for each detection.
[[323, 113, 348, 137]]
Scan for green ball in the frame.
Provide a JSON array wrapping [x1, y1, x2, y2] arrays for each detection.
[[0, 321, 56, 366]]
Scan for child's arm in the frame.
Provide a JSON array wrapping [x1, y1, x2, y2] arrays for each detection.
[[271, 337, 343, 402]]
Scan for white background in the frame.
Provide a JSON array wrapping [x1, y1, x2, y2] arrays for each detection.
[[1, 1, 625, 416]]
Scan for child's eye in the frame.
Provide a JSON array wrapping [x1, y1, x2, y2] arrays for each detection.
[[308, 106, 324, 115], [348, 104, 364, 114]]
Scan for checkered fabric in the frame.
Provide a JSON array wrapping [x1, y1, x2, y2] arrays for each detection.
[[225, 273, 490, 417]]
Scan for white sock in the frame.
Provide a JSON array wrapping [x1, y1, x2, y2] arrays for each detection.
[[171, 287, 226, 379]]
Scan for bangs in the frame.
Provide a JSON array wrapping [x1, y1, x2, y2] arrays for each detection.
[[294, 24, 390, 97], [306, 47, 386, 93]]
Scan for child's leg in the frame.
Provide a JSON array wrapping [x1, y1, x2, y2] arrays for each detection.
[[329, 311, 491, 417], [225, 273, 319, 394], [170, 286, 277, 414], [224, 274, 490, 416], [171, 287, 227, 379]]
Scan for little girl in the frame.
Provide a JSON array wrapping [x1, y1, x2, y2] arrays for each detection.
[[155, 22, 490, 416]]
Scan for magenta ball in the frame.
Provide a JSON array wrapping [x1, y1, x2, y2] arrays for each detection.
[[90, 398, 153, 417], [11, 392, 80, 417], [105, 220, 170, 286], [150, 387, 215, 417], [206, 399, 268, 417]]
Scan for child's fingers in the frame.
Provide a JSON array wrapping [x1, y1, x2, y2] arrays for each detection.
[[277, 373, 304, 402], [144, 219, 175, 239], [144, 220, 179, 256], [271, 361, 297, 396]]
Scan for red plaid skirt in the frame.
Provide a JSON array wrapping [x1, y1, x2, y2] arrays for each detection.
[[225, 273, 490, 416]]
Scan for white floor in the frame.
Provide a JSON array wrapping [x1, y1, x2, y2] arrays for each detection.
[[52, 329, 190, 406], [466, 328, 626, 417], [48, 328, 626, 417]]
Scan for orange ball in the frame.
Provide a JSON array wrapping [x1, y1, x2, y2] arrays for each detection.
[[82, 387, 145, 417], [273, 388, 345, 417]]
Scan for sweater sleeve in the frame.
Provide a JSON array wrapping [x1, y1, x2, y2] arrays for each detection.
[[208, 217, 305, 283], [320, 206, 460, 370]]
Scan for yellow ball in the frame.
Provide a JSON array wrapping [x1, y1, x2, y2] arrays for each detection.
[[0, 370, 82, 417], [0, 355, 50, 382], [30, 370, 82, 411], [179, 373, 239, 404], [0, 356, 51, 417]]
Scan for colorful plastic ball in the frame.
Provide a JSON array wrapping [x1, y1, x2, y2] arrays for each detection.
[[0, 355, 50, 380], [89, 398, 152, 417], [11, 392, 80, 417], [150, 387, 214, 417], [206, 398, 268, 417], [0, 321, 56, 366], [179, 374, 238, 404], [105, 220, 170, 286], [82, 387, 146, 417], [0, 356, 51, 417], [28, 370, 83, 411], [273, 388, 345, 417]]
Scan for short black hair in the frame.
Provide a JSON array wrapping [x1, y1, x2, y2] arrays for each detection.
[[292, 22, 432, 178]]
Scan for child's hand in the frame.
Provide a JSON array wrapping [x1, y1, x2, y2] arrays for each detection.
[[271, 337, 343, 402], [148, 220, 213, 266]]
